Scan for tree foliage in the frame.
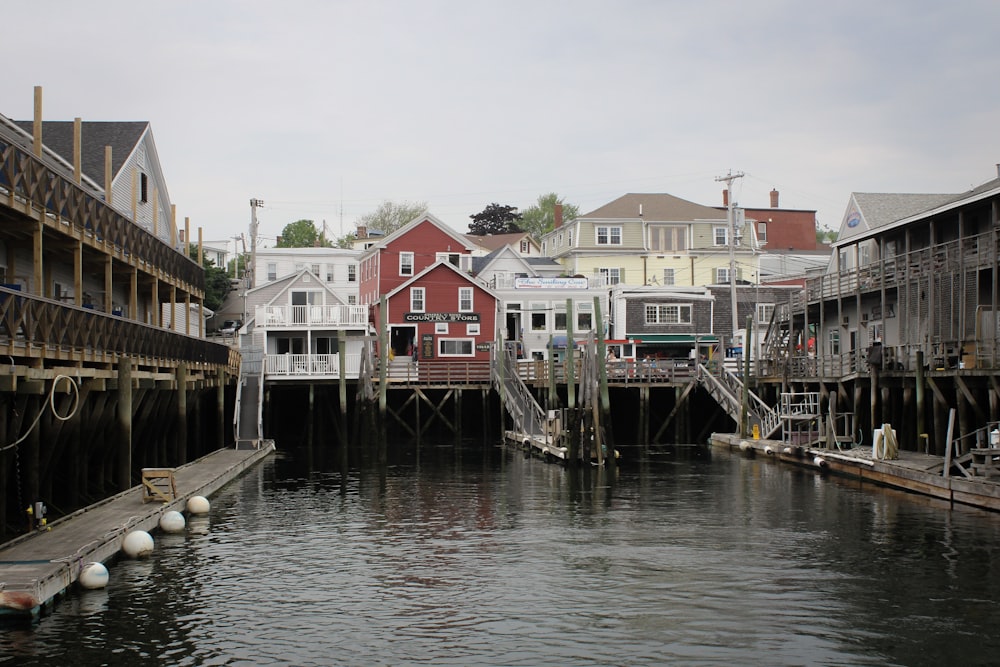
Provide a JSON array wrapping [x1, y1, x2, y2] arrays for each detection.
[[276, 219, 331, 248], [188, 244, 231, 312], [468, 203, 523, 235], [519, 193, 580, 241], [355, 201, 427, 236], [816, 226, 838, 245]]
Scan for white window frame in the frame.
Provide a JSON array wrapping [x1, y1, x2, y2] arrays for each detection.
[[438, 338, 475, 357], [466, 323, 480, 335], [400, 251, 414, 277], [458, 287, 473, 312], [663, 268, 675, 286], [577, 302, 593, 332], [435, 323, 449, 334], [598, 268, 621, 286], [410, 287, 425, 312], [347, 265, 357, 282], [757, 303, 775, 326], [714, 227, 729, 246], [716, 267, 730, 284], [757, 222, 767, 244], [645, 304, 692, 324], [530, 302, 548, 332], [829, 329, 840, 355], [267, 263, 277, 281], [596, 226, 622, 246]]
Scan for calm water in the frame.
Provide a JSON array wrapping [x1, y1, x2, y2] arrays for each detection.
[[4, 443, 1000, 666]]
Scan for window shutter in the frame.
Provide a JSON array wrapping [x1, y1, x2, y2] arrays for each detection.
[[619, 267, 626, 283]]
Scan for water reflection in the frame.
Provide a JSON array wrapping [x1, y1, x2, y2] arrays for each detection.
[[3, 443, 1000, 666]]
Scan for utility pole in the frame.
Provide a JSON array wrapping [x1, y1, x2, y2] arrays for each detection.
[[715, 170, 744, 350], [249, 198, 263, 289]]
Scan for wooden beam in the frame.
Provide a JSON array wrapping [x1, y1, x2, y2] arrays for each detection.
[[32, 86, 42, 158], [956, 375, 987, 425]]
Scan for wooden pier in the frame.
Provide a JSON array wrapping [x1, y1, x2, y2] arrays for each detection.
[[0, 442, 274, 618], [711, 433, 1000, 513]]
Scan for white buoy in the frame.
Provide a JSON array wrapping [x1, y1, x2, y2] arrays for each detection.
[[814, 456, 828, 469], [764, 445, 775, 456], [159, 510, 186, 533], [783, 446, 794, 455], [79, 562, 109, 589], [739, 440, 752, 452], [122, 530, 154, 558], [186, 495, 210, 515]]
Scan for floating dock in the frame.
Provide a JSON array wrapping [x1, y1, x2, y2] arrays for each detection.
[[711, 433, 1000, 512], [0, 442, 275, 618]]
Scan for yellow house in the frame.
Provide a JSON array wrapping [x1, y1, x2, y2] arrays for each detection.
[[541, 193, 760, 287]]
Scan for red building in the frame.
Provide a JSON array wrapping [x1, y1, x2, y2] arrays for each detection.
[[717, 188, 818, 250], [359, 213, 498, 360]]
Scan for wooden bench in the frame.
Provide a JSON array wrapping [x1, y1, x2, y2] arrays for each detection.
[[141, 468, 177, 503]]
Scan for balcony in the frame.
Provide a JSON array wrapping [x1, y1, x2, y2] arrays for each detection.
[[265, 353, 361, 378], [256, 304, 369, 329]]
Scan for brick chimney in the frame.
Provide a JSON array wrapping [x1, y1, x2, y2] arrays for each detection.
[[554, 204, 563, 228], [770, 188, 780, 208], [722, 189, 729, 207]]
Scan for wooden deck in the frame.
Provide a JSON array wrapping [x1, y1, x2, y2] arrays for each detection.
[[0, 443, 275, 618], [711, 433, 1000, 512]]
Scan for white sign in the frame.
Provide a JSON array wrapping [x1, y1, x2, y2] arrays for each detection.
[[514, 277, 588, 289]]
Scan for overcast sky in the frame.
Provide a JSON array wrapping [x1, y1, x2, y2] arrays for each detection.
[[5, 1, 998, 251]]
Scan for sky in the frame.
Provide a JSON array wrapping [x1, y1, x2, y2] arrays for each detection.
[[4, 1, 999, 253]]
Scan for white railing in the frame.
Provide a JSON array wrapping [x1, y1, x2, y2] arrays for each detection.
[[256, 304, 369, 328], [265, 353, 362, 378]]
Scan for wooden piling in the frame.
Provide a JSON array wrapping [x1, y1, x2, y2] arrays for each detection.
[[176, 363, 188, 463], [117, 358, 132, 490]]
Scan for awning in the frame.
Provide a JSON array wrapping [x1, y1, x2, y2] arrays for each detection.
[[631, 334, 718, 344]]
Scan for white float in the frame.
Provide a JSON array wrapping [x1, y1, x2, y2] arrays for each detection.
[[79, 562, 109, 589], [159, 510, 186, 533], [122, 530, 154, 558], [739, 440, 752, 452], [186, 495, 210, 515]]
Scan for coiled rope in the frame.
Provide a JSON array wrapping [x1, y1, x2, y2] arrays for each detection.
[[0, 374, 80, 452]]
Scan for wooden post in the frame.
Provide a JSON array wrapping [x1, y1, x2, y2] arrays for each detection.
[[74, 240, 83, 306], [105, 147, 113, 211], [73, 117, 82, 184], [33, 220, 43, 296], [117, 358, 133, 491], [130, 267, 138, 322], [916, 350, 926, 452], [32, 86, 43, 158], [379, 296, 388, 419], [338, 330, 348, 429], [176, 363, 188, 464], [170, 204, 178, 247], [547, 334, 556, 411], [595, 297, 613, 471], [104, 255, 113, 314], [216, 378, 226, 449], [740, 316, 752, 437], [566, 299, 575, 410]]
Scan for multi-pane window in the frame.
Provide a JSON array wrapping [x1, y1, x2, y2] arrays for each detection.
[[577, 303, 593, 331], [645, 304, 692, 324], [530, 303, 547, 331], [466, 323, 480, 335], [410, 287, 425, 312], [757, 303, 775, 326], [716, 267, 730, 284], [520, 239, 530, 253], [436, 323, 449, 334], [439, 339, 474, 356], [400, 252, 414, 276], [829, 329, 840, 355], [267, 263, 277, 281], [596, 226, 622, 245], [714, 227, 729, 246], [757, 222, 767, 244], [663, 268, 675, 286], [347, 295, 356, 305], [311, 264, 320, 276], [598, 268, 621, 285], [554, 308, 567, 332], [458, 287, 473, 312], [650, 225, 687, 252], [347, 265, 357, 282]]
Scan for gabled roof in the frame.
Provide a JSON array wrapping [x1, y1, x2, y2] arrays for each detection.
[[358, 212, 474, 260], [247, 268, 345, 306], [384, 259, 500, 303], [12, 120, 149, 186], [471, 244, 539, 278], [579, 193, 727, 222]]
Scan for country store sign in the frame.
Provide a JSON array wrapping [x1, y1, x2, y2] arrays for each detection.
[[403, 312, 481, 323]]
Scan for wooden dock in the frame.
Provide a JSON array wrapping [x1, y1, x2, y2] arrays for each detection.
[[711, 433, 1000, 512], [0, 443, 275, 618]]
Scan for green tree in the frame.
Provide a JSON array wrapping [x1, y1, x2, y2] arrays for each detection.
[[188, 244, 231, 312], [816, 225, 838, 245], [276, 219, 332, 248], [353, 200, 428, 239], [468, 203, 523, 235], [519, 193, 579, 241]]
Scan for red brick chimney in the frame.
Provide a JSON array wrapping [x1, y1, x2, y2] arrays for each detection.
[[554, 204, 563, 228], [770, 189, 780, 208], [722, 189, 729, 207]]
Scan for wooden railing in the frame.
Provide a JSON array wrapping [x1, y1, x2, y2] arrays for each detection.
[[265, 353, 361, 377], [0, 286, 230, 368], [255, 304, 369, 328], [514, 358, 698, 385], [0, 128, 204, 290], [378, 360, 493, 386]]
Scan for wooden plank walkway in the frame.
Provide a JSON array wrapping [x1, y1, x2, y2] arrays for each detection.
[[0, 443, 275, 618], [711, 433, 1000, 512]]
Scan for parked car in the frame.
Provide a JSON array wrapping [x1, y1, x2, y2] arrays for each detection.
[[219, 320, 241, 335]]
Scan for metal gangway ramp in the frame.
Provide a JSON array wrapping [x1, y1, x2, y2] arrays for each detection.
[[234, 344, 264, 449], [493, 346, 566, 459], [696, 363, 782, 439]]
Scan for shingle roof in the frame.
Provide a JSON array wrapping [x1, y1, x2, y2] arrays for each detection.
[[12, 120, 148, 184], [580, 193, 726, 221], [852, 192, 956, 230]]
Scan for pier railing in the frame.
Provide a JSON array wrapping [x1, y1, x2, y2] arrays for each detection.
[[255, 304, 369, 329], [0, 286, 230, 368], [514, 357, 698, 385], [265, 353, 362, 378]]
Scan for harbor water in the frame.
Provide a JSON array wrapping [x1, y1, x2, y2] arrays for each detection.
[[4, 442, 1000, 666]]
